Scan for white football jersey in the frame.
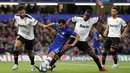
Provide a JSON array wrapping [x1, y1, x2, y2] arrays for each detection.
[[14, 14, 38, 40], [107, 17, 127, 37], [72, 16, 98, 41]]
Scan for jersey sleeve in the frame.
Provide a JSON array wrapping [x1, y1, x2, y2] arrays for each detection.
[[14, 19, 18, 26], [92, 17, 99, 24], [121, 19, 127, 27], [31, 17, 38, 26], [107, 17, 110, 26], [53, 23, 59, 28], [72, 16, 82, 22], [13, 15, 18, 26], [67, 28, 77, 36]]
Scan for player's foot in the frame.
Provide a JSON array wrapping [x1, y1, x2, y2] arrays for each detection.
[[51, 65, 56, 71], [112, 64, 118, 69], [47, 65, 56, 71], [35, 65, 41, 72], [31, 65, 36, 71], [100, 68, 109, 72], [12, 64, 18, 70]]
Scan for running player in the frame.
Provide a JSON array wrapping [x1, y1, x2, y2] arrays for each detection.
[[12, 6, 47, 71], [101, 6, 128, 68], [49, 0, 108, 72], [38, 19, 80, 72]]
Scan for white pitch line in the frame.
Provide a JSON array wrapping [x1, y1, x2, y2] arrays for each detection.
[[59, 62, 130, 69]]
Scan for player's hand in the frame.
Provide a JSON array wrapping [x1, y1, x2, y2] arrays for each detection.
[[43, 25, 47, 28], [69, 43, 75, 47], [120, 34, 125, 40], [98, 0, 103, 6]]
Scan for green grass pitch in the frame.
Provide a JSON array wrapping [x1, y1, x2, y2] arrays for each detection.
[[0, 61, 130, 73]]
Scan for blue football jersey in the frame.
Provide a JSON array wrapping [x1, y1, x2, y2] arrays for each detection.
[[48, 24, 77, 54]]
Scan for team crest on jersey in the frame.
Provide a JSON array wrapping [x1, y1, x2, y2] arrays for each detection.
[[29, 22, 33, 25], [62, 32, 65, 35], [116, 20, 118, 24], [88, 20, 90, 24]]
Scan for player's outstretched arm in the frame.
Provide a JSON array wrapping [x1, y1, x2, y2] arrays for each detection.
[[46, 27, 56, 34], [97, 0, 105, 21], [120, 20, 129, 39], [37, 22, 54, 28], [37, 22, 46, 28], [66, 18, 73, 26], [103, 26, 109, 37], [120, 25, 129, 39]]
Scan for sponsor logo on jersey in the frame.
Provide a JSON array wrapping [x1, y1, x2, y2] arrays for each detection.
[[110, 24, 118, 27], [80, 24, 89, 28], [19, 25, 27, 28]]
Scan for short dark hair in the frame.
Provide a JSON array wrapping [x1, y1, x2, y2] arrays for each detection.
[[112, 6, 118, 11], [85, 9, 92, 14], [58, 19, 66, 24], [16, 6, 25, 11]]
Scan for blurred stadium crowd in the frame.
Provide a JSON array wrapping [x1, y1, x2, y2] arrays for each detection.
[[0, 5, 130, 55], [1, 4, 130, 14]]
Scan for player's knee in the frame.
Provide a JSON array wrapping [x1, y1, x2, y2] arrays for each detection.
[[110, 48, 115, 53], [57, 52, 62, 57], [110, 46, 118, 52], [102, 49, 107, 55], [14, 44, 20, 55], [14, 40, 22, 50], [103, 48, 108, 52], [54, 55, 59, 60], [14, 44, 21, 50], [49, 51, 56, 58]]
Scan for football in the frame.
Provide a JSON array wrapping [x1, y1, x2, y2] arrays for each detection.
[[39, 64, 48, 72]]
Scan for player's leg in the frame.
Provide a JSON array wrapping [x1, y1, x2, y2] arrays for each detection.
[[49, 43, 70, 67], [95, 48, 98, 55], [110, 38, 120, 68], [102, 48, 108, 67], [49, 38, 75, 68], [41, 44, 62, 68], [97, 44, 102, 55], [25, 39, 35, 71], [38, 44, 63, 72], [87, 49, 108, 71], [102, 37, 111, 67], [77, 41, 108, 72], [12, 36, 24, 70], [27, 50, 35, 71]]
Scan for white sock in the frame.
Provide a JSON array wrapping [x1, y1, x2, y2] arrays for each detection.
[[44, 57, 52, 66]]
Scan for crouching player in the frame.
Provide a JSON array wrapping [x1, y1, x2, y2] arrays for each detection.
[[36, 19, 80, 72]]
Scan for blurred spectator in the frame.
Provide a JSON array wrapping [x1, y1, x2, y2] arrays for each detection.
[[120, 6, 125, 14], [126, 6, 130, 14], [110, 0, 127, 2], [127, 0, 130, 2]]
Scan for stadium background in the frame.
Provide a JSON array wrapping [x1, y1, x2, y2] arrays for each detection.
[[0, 0, 130, 62]]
